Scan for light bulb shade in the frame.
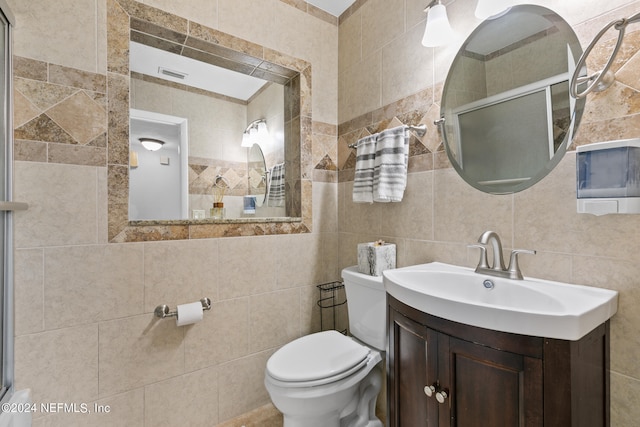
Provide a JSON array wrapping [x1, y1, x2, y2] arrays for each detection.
[[475, 0, 512, 20], [241, 120, 269, 147], [139, 138, 164, 151], [241, 131, 253, 147], [422, 3, 454, 47], [256, 121, 270, 145]]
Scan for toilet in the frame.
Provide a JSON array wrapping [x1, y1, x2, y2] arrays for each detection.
[[264, 266, 386, 427]]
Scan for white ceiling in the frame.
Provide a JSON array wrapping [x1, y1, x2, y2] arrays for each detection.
[[306, 0, 356, 16], [130, 42, 269, 101]]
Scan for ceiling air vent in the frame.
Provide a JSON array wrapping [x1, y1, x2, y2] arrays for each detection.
[[158, 67, 188, 80]]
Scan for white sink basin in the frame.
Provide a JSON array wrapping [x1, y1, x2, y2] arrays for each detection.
[[383, 262, 618, 340]]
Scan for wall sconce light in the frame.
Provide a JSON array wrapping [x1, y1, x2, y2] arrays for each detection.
[[139, 137, 165, 151], [475, 0, 513, 20], [421, 0, 454, 47], [241, 119, 269, 148]]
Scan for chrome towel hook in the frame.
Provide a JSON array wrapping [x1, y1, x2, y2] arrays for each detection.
[[570, 11, 640, 99]]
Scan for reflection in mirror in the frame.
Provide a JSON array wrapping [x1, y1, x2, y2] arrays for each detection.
[[248, 143, 268, 207], [129, 108, 189, 220], [440, 5, 586, 194], [129, 41, 288, 219], [107, 1, 311, 242]]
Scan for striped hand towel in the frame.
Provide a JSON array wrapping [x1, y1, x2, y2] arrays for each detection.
[[268, 163, 285, 207], [352, 134, 377, 203], [373, 126, 409, 203]]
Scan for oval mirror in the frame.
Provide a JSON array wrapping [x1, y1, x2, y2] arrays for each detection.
[[440, 5, 586, 194], [248, 143, 268, 207]]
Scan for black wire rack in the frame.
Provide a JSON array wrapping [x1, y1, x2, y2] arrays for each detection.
[[316, 281, 347, 334]]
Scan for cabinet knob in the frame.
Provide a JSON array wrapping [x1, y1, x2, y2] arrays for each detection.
[[436, 389, 448, 404], [423, 385, 436, 397]]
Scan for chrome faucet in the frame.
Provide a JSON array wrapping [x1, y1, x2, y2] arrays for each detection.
[[468, 231, 536, 280]]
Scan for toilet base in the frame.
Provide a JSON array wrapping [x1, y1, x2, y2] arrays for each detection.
[[340, 364, 383, 427], [278, 363, 383, 427]]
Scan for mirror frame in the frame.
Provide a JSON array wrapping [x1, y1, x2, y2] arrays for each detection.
[[106, 0, 312, 242], [440, 4, 585, 194]]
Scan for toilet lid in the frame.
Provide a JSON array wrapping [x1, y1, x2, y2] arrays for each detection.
[[267, 330, 370, 382]]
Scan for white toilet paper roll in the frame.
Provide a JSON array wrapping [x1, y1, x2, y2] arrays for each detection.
[[175, 301, 204, 326]]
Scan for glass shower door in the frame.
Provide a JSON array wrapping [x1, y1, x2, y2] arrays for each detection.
[[0, 0, 27, 402]]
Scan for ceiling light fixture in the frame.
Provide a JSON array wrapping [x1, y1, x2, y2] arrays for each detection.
[[241, 119, 269, 148], [421, 0, 455, 47], [139, 137, 165, 151]]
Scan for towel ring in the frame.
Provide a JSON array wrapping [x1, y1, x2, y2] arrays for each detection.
[[570, 12, 640, 99], [214, 175, 230, 188]]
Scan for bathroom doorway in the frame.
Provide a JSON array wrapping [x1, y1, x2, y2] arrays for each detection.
[[129, 109, 189, 220]]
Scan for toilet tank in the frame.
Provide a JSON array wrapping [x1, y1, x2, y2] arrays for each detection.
[[341, 266, 387, 351]]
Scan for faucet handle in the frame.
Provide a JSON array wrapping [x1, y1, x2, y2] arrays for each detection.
[[507, 249, 536, 279], [468, 244, 489, 269]]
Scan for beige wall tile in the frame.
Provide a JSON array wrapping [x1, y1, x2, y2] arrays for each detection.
[[572, 256, 640, 379], [402, 239, 468, 268], [14, 162, 99, 248], [249, 288, 301, 352], [339, 52, 382, 123], [14, 249, 44, 336], [217, 236, 278, 299], [143, 239, 219, 312], [360, 0, 405, 57], [145, 366, 219, 427], [7, 0, 100, 73], [184, 298, 249, 372], [98, 315, 184, 396], [379, 171, 433, 240], [338, 8, 362, 77], [218, 351, 273, 422], [611, 371, 640, 426], [515, 154, 640, 259], [43, 244, 144, 329], [300, 284, 323, 335], [14, 0, 640, 425], [313, 181, 338, 233], [218, 0, 276, 48], [142, 0, 218, 29], [433, 168, 513, 244], [381, 21, 434, 106], [276, 234, 323, 288], [15, 324, 98, 405], [321, 232, 340, 282], [340, 181, 383, 235]]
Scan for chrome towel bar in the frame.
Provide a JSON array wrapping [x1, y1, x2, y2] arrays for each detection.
[[348, 124, 427, 149]]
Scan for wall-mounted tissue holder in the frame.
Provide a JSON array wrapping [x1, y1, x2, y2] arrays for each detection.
[[577, 139, 640, 215], [154, 297, 212, 325]]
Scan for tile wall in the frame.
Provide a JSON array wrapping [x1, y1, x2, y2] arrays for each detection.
[[337, 0, 640, 425], [9, 0, 640, 425], [8, 0, 338, 426]]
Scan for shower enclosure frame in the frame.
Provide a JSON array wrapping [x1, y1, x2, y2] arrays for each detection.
[[0, 0, 17, 404]]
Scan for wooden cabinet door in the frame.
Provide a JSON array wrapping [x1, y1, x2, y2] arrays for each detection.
[[438, 336, 543, 427], [388, 308, 439, 426]]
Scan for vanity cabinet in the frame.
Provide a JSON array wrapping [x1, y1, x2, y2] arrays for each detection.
[[388, 295, 610, 427]]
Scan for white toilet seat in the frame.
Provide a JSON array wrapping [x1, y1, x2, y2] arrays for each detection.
[[266, 330, 371, 388]]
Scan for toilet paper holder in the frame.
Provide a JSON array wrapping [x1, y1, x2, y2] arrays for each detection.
[[154, 297, 212, 319]]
